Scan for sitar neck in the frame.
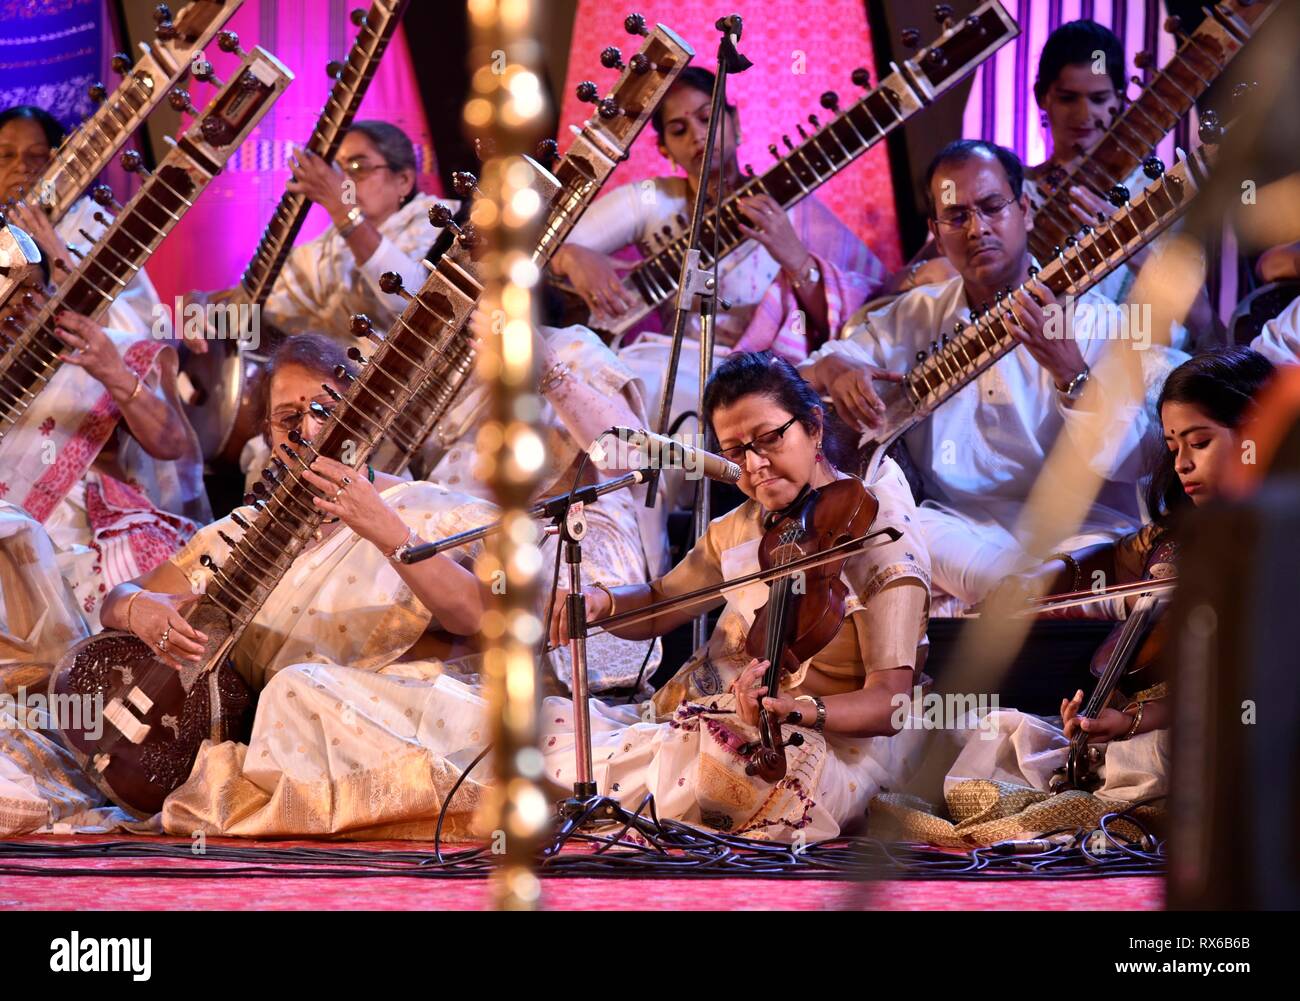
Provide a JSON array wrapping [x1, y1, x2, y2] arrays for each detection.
[[1029, 0, 1276, 261], [237, 0, 409, 307], [902, 146, 1211, 418]]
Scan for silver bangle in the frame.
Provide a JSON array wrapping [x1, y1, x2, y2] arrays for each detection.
[[383, 525, 418, 563]]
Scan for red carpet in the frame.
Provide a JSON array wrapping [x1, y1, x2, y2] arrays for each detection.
[[0, 834, 1163, 911]]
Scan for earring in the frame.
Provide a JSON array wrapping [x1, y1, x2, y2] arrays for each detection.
[[1040, 110, 1049, 129]]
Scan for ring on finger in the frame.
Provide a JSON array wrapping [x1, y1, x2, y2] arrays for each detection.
[[158, 624, 172, 654]]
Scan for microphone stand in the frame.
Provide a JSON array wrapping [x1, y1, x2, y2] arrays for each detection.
[[400, 468, 670, 837], [640, 14, 752, 653]]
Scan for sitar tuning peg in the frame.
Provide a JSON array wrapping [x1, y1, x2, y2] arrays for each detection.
[[241, 492, 263, 508], [819, 91, 840, 113], [1163, 15, 1184, 36], [350, 8, 368, 27], [575, 80, 600, 104], [345, 347, 366, 364], [199, 553, 218, 570], [91, 184, 123, 212], [153, 3, 172, 23], [535, 138, 558, 166], [456, 222, 480, 250], [167, 88, 198, 115], [378, 272, 412, 300], [288, 428, 319, 453], [88, 82, 107, 104], [966, 14, 986, 34], [624, 13, 649, 36], [1197, 109, 1223, 145], [120, 149, 149, 176], [321, 383, 345, 403], [808, 114, 820, 129], [308, 401, 333, 421], [351, 312, 382, 340], [1141, 155, 1165, 180], [230, 510, 252, 531], [900, 27, 921, 49], [111, 52, 131, 74], [933, 4, 954, 27], [1106, 184, 1130, 207], [850, 67, 871, 89], [768, 143, 780, 159], [915, 350, 927, 363], [451, 171, 478, 198], [629, 53, 651, 75], [782, 134, 794, 151], [217, 31, 244, 56], [326, 61, 345, 81], [251, 479, 269, 497], [429, 204, 455, 229], [192, 60, 222, 87], [796, 124, 808, 140], [600, 46, 625, 71], [155, 19, 177, 41]]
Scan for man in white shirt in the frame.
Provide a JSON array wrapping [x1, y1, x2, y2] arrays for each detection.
[[801, 140, 1181, 608]]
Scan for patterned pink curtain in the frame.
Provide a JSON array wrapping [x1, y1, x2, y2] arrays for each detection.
[[558, 1, 904, 272], [145, 0, 440, 305]]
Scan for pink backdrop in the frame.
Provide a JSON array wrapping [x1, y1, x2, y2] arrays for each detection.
[[558, 1, 903, 272], [144, 0, 440, 305]]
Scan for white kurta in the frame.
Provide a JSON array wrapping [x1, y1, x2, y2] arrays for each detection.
[[1250, 295, 1300, 365], [57, 195, 161, 337], [804, 273, 1188, 606], [262, 192, 459, 345]]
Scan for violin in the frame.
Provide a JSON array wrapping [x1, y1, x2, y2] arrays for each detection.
[[1048, 536, 1178, 793], [739, 477, 880, 782]]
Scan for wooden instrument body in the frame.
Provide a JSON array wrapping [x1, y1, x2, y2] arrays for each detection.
[[742, 478, 879, 781], [50, 629, 252, 818]]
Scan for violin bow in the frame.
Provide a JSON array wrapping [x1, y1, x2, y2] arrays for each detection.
[[544, 525, 902, 651]]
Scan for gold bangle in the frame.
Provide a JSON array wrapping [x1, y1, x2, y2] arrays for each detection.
[[1119, 700, 1144, 741], [590, 580, 617, 617], [120, 373, 144, 407], [124, 589, 142, 633]]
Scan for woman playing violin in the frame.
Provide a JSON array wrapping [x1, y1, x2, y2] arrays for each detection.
[[144, 352, 932, 843], [989, 347, 1275, 749]]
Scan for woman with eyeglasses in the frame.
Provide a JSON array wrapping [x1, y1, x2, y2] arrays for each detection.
[[0, 105, 209, 630], [0, 333, 496, 836], [183, 120, 458, 350], [1, 105, 161, 336], [97, 333, 490, 688], [132, 350, 933, 842]]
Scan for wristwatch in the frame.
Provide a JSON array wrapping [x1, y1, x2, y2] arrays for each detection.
[[1057, 364, 1090, 402], [788, 257, 821, 291], [795, 694, 826, 733], [338, 205, 365, 238]]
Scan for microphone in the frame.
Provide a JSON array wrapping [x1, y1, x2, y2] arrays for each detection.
[[715, 14, 744, 39], [612, 426, 742, 484]]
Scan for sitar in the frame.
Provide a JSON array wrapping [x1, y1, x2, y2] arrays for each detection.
[[372, 13, 694, 477], [179, 0, 411, 469], [555, 1, 1019, 345], [0, 46, 293, 445], [853, 124, 1225, 483], [1027, 0, 1276, 264], [25, 0, 246, 226], [50, 212, 486, 819]]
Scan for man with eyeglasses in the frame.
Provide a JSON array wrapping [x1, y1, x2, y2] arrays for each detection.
[[800, 139, 1174, 610], [184, 120, 458, 350]]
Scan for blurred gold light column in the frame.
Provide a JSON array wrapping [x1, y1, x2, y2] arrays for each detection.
[[466, 0, 550, 910]]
